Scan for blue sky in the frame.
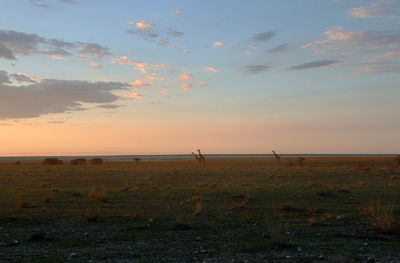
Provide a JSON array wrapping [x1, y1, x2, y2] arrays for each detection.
[[0, 0, 399, 155]]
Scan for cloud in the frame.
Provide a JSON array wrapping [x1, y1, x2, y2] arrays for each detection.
[[111, 57, 166, 74], [348, 2, 399, 18], [179, 73, 192, 80], [79, 43, 111, 59], [29, 0, 49, 8], [352, 63, 400, 75], [167, 30, 184, 38], [0, 29, 111, 60], [125, 92, 143, 99], [202, 67, 220, 72], [172, 9, 181, 15], [244, 65, 270, 74], [303, 26, 400, 52], [130, 79, 156, 88], [252, 31, 276, 42], [179, 83, 192, 90], [158, 39, 175, 47], [89, 62, 102, 68], [156, 88, 169, 95], [0, 70, 128, 119], [212, 41, 225, 48], [97, 104, 121, 109], [0, 70, 11, 84], [10, 72, 41, 83], [127, 19, 158, 39], [268, 44, 289, 53], [0, 43, 16, 59], [135, 19, 156, 31], [289, 60, 339, 70]]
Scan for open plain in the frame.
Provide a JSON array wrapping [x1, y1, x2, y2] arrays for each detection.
[[0, 157, 399, 262]]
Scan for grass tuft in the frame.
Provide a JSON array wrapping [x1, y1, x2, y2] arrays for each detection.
[[368, 196, 396, 232]]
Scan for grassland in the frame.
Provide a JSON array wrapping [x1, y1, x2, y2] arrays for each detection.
[[0, 157, 399, 262]]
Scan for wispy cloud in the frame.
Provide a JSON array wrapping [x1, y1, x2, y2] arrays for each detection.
[[10, 72, 41, 83], [111, 57, 166, 74], [202, 67, 220, 72], [167, 30, 184, 38], [126, 20, 183, 47], [130, 79, 156, 88], [179, 83, 192, 90], [0, 29, 111, 60], [127, 19, 158, 39], [244, 65, 270, 74], [89, 62, 103, 68], [212, 41, 225, 48], [289, 60, 339, 70], [268, 44, 289, 53], [179, 73, 192, 80], [172, 9, 181, 16], [302, 26, 400, 55], [252, 31, 276, 42], [125, 92, 143, 99], [348, 2, 399, 18]]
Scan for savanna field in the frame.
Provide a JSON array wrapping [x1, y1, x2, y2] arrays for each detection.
[[0, 157, 400, 262]]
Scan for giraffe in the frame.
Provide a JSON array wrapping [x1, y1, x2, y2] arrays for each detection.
[[197, 149, 206, 163], [192, 152, 202, 163], [272, 150, 281, 163]]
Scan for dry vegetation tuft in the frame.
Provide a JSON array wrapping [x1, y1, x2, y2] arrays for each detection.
[[87, 186, 108, 203], [368, 196, 396, 232]]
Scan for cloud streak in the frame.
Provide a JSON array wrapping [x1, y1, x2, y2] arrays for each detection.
[[348, 2, 399, 18], [244, 65, 270, 74], [252, 31, 276, 42], [0, 29, 111, 61], [289, 60, 339, 70]]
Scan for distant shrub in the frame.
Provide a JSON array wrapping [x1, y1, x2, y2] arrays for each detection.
[[90, 158, 103, 165], [70, 158, 87, 165], [42, 158, 63, 165], [133, 158, 142, 164], [15, 161, 21, 165]]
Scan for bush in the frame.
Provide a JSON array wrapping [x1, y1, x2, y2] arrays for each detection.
[[90, 158, 103, 165], [42, 158, 63, 165], [70, 158, 87, 165]]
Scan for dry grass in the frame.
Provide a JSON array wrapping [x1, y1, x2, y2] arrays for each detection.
[[85, 208, 98, 222], [278, 202, 294, 211], [266, 209, 288, 248], [87, 186, 108, 203], [192, 197, 203, 216], [42, 196, 52, 203], [368, 196, 396, 232], [16, 195, 28, 209]]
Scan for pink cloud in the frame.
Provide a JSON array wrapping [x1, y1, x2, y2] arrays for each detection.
[[179, 73, 192, 80], [202, 67, 220, 72], [179, 83, 192, 90]]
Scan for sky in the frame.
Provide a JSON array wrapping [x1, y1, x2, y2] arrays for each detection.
[[0, 0, 399, 156]]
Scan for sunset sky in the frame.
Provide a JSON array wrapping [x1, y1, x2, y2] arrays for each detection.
[[0, 0, 399, 155]]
